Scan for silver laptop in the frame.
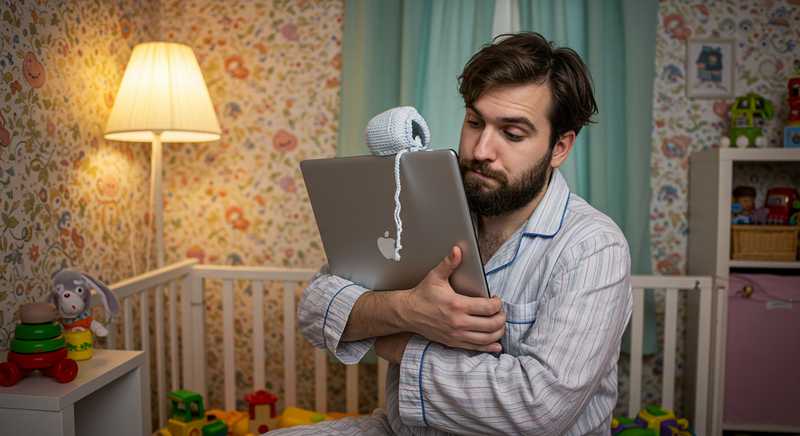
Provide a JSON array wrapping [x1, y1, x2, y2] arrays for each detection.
[[300, 149, 489, 298]]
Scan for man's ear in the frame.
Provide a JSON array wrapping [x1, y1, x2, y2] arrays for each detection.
[[550, 130, 576, 169]]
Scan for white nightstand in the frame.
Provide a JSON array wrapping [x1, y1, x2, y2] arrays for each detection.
[[0, 349, 150, 436]]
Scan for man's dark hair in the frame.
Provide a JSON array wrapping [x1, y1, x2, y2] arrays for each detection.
[[458, 32, 598, 147]]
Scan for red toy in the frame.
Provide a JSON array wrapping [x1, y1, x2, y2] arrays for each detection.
[[765, 187, 799, 225], [787, 76, 800, 125], [245, 389, 279, 434], [785, 72, 800, 147], [0, 303, 78, 386]]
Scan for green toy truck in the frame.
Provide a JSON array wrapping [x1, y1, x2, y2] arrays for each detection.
[[721, 92, 775, 148]]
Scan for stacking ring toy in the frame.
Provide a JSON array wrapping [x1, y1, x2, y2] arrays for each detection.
[[14, 322, 61, 341], [10, 335, 66, 354]]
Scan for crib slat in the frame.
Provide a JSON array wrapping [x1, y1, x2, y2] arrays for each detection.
[[139, 288, 152, 434], [124, 297, 133, 350], [346, 364, 358, 414], [169, 281, 179, 391], [140, 290, 150, 354], [107, 314, 117, 349], [252, 281, 265, 391], [629, 289, 644, 418], [191, 273, 207, 399], [223, 280, 236, 411], [181, 274, 193, 390], [662, 289, 678, 410], [283, 281, 297, 408], [155, 285, 167, 427], [695, 280, 715, 436], [315, 349, 328, 413], [378, 358, 388, 409]]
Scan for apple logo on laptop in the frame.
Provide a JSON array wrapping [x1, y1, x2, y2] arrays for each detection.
[[377, 231, 396, 260]]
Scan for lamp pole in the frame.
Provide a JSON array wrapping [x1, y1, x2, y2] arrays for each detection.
[[149, 132, 164, 268]]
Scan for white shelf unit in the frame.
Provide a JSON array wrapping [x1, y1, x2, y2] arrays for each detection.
[[687, 148, 800, 435], [727, 260, 800, 269], [0, 349, 148, 436]]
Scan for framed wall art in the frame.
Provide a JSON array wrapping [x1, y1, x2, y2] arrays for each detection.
[[686, 38, 735, 99]]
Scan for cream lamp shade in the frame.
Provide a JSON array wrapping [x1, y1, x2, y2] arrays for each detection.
[[104, 42, 221, 142]]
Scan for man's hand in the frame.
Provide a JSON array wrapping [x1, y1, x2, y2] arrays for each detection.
[[402, 246, 505, 352], [375, 332, 413, 364]]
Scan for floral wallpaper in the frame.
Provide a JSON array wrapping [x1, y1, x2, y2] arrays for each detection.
[[5, 0, 795, 424], [0, 0, 156, 350], [644, 0, 800, 418], [0, 0, 359, 416], [157, 0, 351, 413], [651, 0, 799, 277]]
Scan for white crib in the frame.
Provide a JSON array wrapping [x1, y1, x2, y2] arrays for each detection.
[[104, 261, 715, 435]]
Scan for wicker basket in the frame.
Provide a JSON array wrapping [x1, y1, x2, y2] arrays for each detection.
[[731, 225, 800, 261]]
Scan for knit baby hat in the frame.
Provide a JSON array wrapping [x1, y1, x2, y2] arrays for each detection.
[[364, 106, 431, 261]]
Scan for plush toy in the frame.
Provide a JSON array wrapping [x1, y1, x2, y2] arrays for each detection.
[[51, 269, 119, 337]]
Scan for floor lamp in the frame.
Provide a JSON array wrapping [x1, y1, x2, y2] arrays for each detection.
[[104, 42, 221, 269]]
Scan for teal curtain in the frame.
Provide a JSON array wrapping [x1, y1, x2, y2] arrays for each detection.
[[339, 0, 658, 353], [337, 0, 495, 364], [337, 0, 495, 156], [520, 0, 658, 353]]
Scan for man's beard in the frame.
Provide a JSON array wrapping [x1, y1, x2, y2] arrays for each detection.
[[459, 149, 552, 217]]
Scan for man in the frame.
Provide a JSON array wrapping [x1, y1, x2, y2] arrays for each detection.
[[278, 32, 632, 435]]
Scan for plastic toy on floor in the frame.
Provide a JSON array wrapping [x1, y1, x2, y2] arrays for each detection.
[[612, 405, 694, 436], [611, 416, 656, 436], [244, 389, 278, 434], [154, 390, 227, 436], [204, 408, 250, 435], [277, 407, 360, 428], [177, 387, 359, 435], [0, 303, 78, 386], [205, 389, 279, 435], [278, 407, 332, 428]]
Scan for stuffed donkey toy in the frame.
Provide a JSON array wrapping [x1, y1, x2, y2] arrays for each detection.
[[52, 269, 119, 337]]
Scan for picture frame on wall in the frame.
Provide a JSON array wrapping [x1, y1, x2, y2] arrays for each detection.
[[686, 38, 735, 99]]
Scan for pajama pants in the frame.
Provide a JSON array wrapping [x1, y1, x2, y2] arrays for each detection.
[[269, 409, 394, 435]]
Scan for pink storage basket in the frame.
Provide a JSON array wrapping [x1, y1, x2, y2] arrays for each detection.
[[725, 273, 800, 428]]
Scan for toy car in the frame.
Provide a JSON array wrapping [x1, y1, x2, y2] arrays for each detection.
[[721, 93, 775, 148], [154, 390, 227, 436]]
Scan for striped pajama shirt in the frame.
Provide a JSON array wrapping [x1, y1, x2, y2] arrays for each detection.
[[274, 170, 632, 435]]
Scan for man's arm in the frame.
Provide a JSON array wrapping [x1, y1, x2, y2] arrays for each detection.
[[384, 234, 632, 435], [342, 247, 504, 351], [298, 247, 506, 365], [298, 269, 375, 364]]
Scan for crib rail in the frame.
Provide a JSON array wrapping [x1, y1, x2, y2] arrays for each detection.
[[107, 261, 374, 431], [106, 258, 197, 433], [190, 265, 316, 411], [107, 264, 714, 435], [628, 275, 714, 436]]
